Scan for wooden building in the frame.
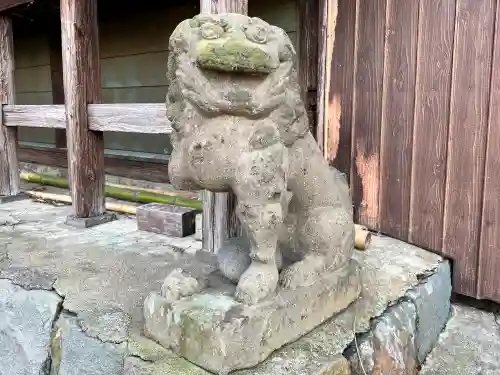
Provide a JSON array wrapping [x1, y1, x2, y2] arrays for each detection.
[[0, 0, 499, 303]]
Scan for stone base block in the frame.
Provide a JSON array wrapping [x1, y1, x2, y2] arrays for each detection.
[[0, 192, 28, 204], [144, 260, 361, 375], [344, 260, 452, 374], [65, 212, 117, 229], [407, 260, 452, 363], [345, 301, 418, 375]]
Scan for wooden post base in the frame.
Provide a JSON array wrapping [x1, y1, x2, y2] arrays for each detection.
[[64, 212, 117, 229], [0, 192, 28, 204]]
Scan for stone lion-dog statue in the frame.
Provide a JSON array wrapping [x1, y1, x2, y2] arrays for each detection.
[[165, 13, 354, 305]]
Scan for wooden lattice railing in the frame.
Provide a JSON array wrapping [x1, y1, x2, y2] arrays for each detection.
[[3, 103, 172, 133], [0, 4, 180, 235], [0, 0, 328, 254]]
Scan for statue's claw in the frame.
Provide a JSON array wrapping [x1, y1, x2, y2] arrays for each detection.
[[235, 262, 279, 304]]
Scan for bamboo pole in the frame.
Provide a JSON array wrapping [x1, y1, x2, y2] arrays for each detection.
[[25, 190, 137, 215], [20, 171, 202, 210], [105, 182, 199, 200], [22, 172, 371, 248], [354, 224, 371, 250]]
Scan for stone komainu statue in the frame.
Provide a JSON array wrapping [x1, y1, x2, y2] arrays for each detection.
[[166, 13, 354, 305]]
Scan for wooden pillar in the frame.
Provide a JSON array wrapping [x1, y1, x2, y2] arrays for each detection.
[[317, 0, 338, 155], [60, 0, 112, 226], [0, 15, 22, 201], [298, 0, 320, 136], [48, 17, 66, 148], [199, 0, 248, 252], [200, 0, 248, 14]]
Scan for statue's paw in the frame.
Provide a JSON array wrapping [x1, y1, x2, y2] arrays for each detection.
[[235, 262, 279, 305], [161, 268, 206, 304], [279, 255, 326, 290]]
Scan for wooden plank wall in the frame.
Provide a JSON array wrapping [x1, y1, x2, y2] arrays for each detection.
[[13, 35, 55, 145], [98, 2, 196, 154], [480, 0, 500, 303], [331, 0, 500, 302]]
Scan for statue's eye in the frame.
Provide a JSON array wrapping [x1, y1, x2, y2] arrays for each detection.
[[243, 25, 268, 44], [200, 23, 223, 40]]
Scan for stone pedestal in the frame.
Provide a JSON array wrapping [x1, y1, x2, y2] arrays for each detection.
[[144, 260, 361, 375]]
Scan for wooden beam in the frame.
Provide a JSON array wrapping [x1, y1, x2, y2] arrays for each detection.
[[199, 0, 247, 252], [48, 14, 67, 148], [0, 15, 20, 197], [19, 145, 171, 184], [60, 0, 105, 219], [88, 104, 171, 133], [3, 104, 173, 133], [4, 105, 66, 129], [0, 0, 32, 13]]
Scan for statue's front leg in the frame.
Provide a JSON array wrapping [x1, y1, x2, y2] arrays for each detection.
[[232, 142, 288, 305]]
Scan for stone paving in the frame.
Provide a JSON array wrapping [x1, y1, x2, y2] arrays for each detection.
[[0, 198, 452, 375], [421, 302, 500, 375]]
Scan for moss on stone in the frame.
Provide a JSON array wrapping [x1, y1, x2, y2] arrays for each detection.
[[50, 327, 63, 375], [179, 310, 204, 338], [127, 333, 172, 362], [196, 39, 275, 73], [155, 356, 210, 375]]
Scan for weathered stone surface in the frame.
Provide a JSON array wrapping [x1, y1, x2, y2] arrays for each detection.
[[0, 192, 28, 204], [406, 260, 451, 363], [144, 260, 361, 374], [345, 301, 418, 375], [0, 247, 9, 268], [0, 199, 446, 375], [123, 356, 210, 375], [127, 333, 172, 362], [241, 236, 443, 374], [421, 303, 500, 375], [235, 354, 350, 375], [77, 306, 131, 344], [0, 279, 62, 375], [0, 199, 207, 328], [51, 314, 126, 375], [166, 13, 355, 306], [0, 266, 57, 290]]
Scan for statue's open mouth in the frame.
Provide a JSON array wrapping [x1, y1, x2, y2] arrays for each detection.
[[195, 38, 279, 74], [174, 37, 291, 117]]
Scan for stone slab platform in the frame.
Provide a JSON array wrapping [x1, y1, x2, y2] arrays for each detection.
[[0, 199, 451, 375]]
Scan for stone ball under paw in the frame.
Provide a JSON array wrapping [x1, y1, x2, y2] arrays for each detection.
[[160, 268, 204, 303], [217, 236, 283, 284]]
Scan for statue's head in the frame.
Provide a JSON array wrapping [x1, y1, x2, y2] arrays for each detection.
[[166, 13, 306, 146], [169, 13, 295, 75]]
